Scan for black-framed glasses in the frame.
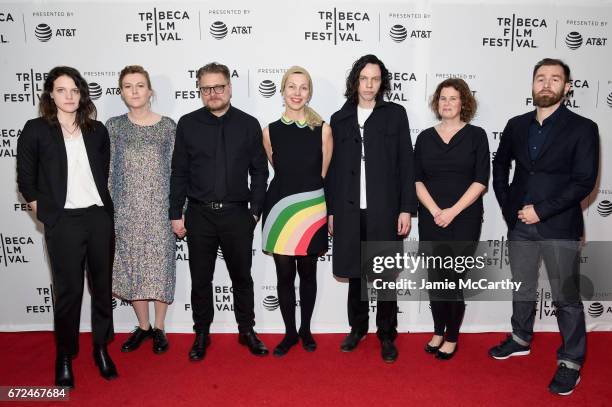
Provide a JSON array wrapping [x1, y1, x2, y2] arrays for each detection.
[[199, 84, 227, 95]]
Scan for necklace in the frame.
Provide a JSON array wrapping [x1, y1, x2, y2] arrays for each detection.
[[59, 122, 79, 139]]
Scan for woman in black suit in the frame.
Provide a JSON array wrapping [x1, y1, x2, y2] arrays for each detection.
[[415, 78, 490, 360], [16, 66, 117, 388]]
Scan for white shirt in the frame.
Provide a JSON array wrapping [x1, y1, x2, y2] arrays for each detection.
[[63, 133, 104, 209], [357, 106, 373, 209]]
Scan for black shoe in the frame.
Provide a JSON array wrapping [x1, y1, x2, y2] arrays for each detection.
[[381, 339, 398, 363], [152, 328, 169, 354], [273, 335, 299, 357], [299, 328, 317, 352], [238, 331, 269, 356], [549, 363, 581, 396], [436, 343, 458, 360], [93, 345, 118, 380], [340, 330, 366, 352], [425, 339, 442, 354], [188, 333, 210, 362], [488, 334, 531, 360], [54, 354, 74, 389], [121, 326, 153, 353]]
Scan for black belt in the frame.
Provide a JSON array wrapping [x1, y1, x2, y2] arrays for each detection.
[[189, 198, 247, 210]]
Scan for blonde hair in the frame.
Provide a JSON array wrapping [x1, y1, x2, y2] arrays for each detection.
[[280, 66, 323, 130]]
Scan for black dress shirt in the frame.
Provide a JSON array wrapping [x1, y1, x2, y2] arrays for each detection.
[[169, 105, 268, 219]]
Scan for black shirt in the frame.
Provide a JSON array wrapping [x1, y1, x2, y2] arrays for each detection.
[[169, 105, 269, 219], [414, 124, 490, 219]]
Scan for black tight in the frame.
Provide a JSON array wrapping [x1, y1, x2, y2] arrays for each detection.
[[273, 254, 318, 336]]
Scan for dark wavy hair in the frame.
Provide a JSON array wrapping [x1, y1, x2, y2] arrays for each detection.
[[429, 78, 477, 123], [344, 54, 390, 104], [38, 66, 97, 132]]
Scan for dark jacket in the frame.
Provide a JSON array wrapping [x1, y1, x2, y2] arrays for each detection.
[[327, 100, 417, 278], [492, 105, 599, 239], [16, 117, 113, 227], [169, 105, 268, 219]]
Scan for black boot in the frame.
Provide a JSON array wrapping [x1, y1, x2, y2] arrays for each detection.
[[54, 354, 74, 388], [93, 345, 118, 380]]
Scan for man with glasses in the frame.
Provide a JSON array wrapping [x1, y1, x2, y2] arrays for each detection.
[[170, 62, 269, 361]]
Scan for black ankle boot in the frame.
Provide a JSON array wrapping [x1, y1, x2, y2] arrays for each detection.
[[93, 345, 118, 380], [55, 354, 74, 388]]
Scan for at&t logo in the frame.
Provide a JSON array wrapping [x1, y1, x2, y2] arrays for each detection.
[[258, 80, 276, 98], [588, 302, 604, 317], [262, 295, 279, 311], [607, 91, 612, 108], [388, 24, 431, 43], [597, 200, 612, 217], [209, 20, 251, 39], [564, 31, 607, 49], [33, 23, 76, 42]]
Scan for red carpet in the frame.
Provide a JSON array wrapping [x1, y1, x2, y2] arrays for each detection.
[[0, 332, 610, 406]]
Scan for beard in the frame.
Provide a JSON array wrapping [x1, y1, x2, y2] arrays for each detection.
[[532, 89, 564, 108], [206, 98, 230, 114]]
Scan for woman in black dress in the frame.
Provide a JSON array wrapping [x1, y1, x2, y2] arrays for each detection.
[[262, 66, 333, 356], [415, 78, 490, 360]]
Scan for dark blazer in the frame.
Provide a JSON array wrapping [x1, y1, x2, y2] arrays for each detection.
[[327, 100, 417, 278], [492, 105, 599, 239], [16, 117, 113, 227]]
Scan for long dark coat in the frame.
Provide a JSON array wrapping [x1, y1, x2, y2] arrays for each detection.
[[326, 100, 417, 278]]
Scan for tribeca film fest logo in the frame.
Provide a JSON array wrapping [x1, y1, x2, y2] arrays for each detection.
[[0, 233, 35, 267], [387, 11, 432, 43], [1, 11, 14, 44], [485, 237, 509, 269], [26, 285, 54, 314], [3, 69, 47, 105], [385, 71, 417, 102], [125, 8, 190, 45], [174, 68, 240, 100], [304, 8, 371, 45], [525, 78, 591, 109], [0, 128, 20, 158], [482, 14, 548, 51]]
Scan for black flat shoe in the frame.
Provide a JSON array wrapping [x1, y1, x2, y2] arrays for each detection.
[[340, 330, 366, 352], [54, 354, 74, 388], [189, 333, 210, 362], [436, 344, 458, 360], [299, 329, 317, 352], [152, 328, 169, 354], [381, 339, 398, 363], [238, 331, 269, 356], [121, 326, 153, 352], [273, 335, 299, 357], [93, 345, 118, 380], [425, 343, 441, 354]]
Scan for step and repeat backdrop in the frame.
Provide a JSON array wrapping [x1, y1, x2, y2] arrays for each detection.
[[1, 0, 611, 333]]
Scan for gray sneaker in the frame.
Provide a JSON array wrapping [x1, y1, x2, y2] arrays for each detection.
[[488, 335, 530, 359]]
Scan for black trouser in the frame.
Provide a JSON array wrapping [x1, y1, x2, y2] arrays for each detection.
[[185, 202, 256, 334], [273, 254, 318, 336], [347, 210, 398, 341], [508, 221, 585, 369], [44, 206, 114, 356]]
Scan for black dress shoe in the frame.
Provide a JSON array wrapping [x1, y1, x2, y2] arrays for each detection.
[[299, 329, 317, 352], [93, 345, 118, 380], [152, 328, 169, 354], [54, 354, 74, 388], [121, 326, 153, 352], [273, 335, 299, 357], [436, 344, 458, 360], [425, 343, 441, 354], [381, 339, 398, 363], [189, 333, 210, 362], [238, 331, 269, 356], [340, 330, 366, 352]]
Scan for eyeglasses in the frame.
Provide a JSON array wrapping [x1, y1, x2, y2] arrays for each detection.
[[199, 84, 227, 95]]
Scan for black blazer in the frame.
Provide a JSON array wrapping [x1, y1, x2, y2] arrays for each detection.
[[16, 117, 113, 227], [492, 105, 599, 239], [326, 99, 417, 278]]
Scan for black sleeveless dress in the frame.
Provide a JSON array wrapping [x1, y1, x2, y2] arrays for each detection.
[[262, 117, 328, 256]]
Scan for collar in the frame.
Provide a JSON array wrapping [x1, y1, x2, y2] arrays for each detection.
[[334, 98, 390, 121], [280, 115, 308, 128], [531, 103, 565, 127], [196, 104, 234, 123]]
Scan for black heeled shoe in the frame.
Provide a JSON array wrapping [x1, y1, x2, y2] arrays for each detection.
[[54, 354, 74, 388], [436, 343, 458, 360], [93, 345, 118, 380], [425, 343, 441, 354], [299, 329, 317, 352], [273, 335, 299, 357]]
